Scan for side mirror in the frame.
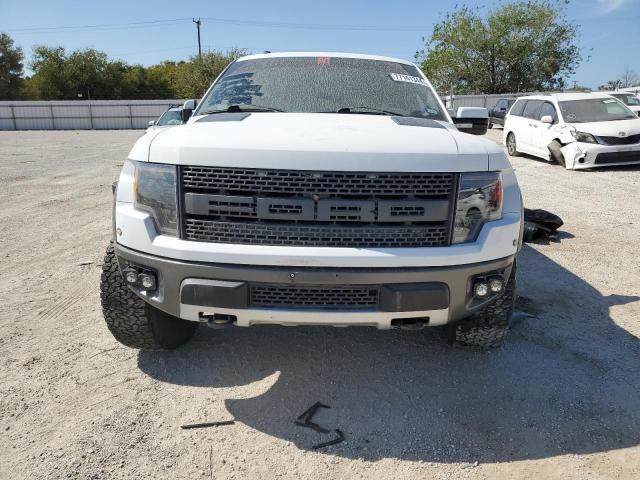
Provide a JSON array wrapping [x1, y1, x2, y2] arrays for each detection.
[[452, 107, 489, 135], [181, 99, 197, 123], [540, 115, 553, 124], [500, 107, 507, 112], [148, 120, 155, 127]]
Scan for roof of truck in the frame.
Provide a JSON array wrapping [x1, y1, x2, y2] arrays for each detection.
[[236, 51, 415, 66]]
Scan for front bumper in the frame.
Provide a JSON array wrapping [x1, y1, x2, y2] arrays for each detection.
[[114, 202, 521, 268], [561, 141, 640, 169], [115, 243, 515, 329]]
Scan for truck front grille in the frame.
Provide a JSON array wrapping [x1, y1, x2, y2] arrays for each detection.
[[182, 166, 454, 196], [250, 285, 379, 309], [181, 166, 456, 248]]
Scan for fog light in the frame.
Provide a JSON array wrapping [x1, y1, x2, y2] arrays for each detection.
[[123, 269, 138, 285], [473, 280, 489, 298], [489, 277, 504, 294], [138, 273, 156, 291]]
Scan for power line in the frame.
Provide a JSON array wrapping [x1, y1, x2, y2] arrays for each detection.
[[7, 18, 192, 33], [200, 17, 426, 32], [7, 16, 427, 34], [8, 13, 639, 35]]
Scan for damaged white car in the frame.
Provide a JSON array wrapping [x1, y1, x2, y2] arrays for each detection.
[[503, 93, 640, 169]]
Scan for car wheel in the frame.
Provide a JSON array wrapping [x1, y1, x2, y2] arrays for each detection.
[[100, 242, 198, 350], [506, 132, 519, 156], [548, 140, 566, 167]]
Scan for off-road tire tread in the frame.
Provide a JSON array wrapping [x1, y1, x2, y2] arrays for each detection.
[[100, 242, 197, 350], [453, 264, 517, 349]]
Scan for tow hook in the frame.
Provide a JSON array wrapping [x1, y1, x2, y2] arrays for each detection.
[[391, 317, 428, 330], [200, 312, 237, 328]]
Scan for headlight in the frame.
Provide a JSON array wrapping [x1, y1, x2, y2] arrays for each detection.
[[571, 131, 598, 144], [133, 162, 178, 236], [452, 172, 503, 244]]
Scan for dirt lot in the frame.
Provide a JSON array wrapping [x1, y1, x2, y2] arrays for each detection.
[[0, 128, 639, 480]]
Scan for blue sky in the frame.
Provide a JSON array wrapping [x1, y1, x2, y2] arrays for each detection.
[[2, 0, 639, 88]]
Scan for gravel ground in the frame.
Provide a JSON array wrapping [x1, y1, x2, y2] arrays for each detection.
[[0, 128, 639, 480]]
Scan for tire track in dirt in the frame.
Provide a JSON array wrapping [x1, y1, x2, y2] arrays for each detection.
[[38, 279, 96, 324]]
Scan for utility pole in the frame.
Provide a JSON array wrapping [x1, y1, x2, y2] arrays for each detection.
[[193, 18, 202, 57]]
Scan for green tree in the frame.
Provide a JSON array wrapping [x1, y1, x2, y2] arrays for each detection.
[[417, 1, 583, 94], [145, 61, 184, 98], [23, 45, 247, 100], [0, 33, 25, 100], [65, 48, 117, 99], [28, 46, 71, 99], [171, 48, 247, 98]]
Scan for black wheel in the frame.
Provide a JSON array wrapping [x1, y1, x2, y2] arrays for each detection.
[[548, 140, 566, 167], [488, 122, 494, 129], [506, 132, 519, 156], [100, 242, 197, 350], [448, 263, 517, 349]]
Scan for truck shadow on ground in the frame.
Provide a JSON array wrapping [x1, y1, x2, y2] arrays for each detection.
[[138, 245, 640, 463]]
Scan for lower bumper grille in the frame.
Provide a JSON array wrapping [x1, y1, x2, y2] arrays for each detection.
[[250, 285, 379, 309], [184, 219, 450, 248], [598, 134, 640, 146], [594, 150, 640, 165]]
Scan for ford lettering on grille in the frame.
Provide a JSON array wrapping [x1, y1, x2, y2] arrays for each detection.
[[184, 193, 450, 223], [180, 166, 456, 247]]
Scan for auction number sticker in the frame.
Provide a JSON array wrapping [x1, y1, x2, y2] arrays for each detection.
[[389, 73, 428, 85]]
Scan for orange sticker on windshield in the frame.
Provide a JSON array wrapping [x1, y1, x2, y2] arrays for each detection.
[[317, 57, 331, 65]]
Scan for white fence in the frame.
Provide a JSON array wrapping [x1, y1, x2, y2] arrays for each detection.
[[0, 100, 185, 131], [446, 93, 535, 110], [1, 95, 540, 131]]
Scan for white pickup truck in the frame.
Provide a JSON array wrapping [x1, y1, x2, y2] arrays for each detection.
[[101, 52, 523, 351]]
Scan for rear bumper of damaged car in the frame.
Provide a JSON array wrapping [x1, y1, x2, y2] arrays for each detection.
[[560, 142, 640, 169], [114, 243, 515, 329]]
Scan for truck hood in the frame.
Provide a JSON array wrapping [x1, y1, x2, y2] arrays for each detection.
[[132, 113, 505, 172], [567, 118, 640, 137]]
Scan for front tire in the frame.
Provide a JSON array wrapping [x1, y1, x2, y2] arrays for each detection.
[[506, 132, 519, 156], [449, 263, 517, 349], [100, 242, 198, 350]]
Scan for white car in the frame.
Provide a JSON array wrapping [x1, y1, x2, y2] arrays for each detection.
[[102, 52, 523, 351], [503, 93, 640, 169], [146, 106, 183, 133], [605, 92, 640, 115]]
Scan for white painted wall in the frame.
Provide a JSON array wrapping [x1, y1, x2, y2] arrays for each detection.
[[0, 100, 185, 130]]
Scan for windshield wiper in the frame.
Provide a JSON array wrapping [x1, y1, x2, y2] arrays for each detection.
[[198, 104, 284, 115], [327, 106, 405, 117]]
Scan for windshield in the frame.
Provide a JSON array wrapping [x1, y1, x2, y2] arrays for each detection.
[[196, 56, 447, 120], [157, 110, 183, 126], [612, 94, 640, 106], [559, 98, 636, 123]]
